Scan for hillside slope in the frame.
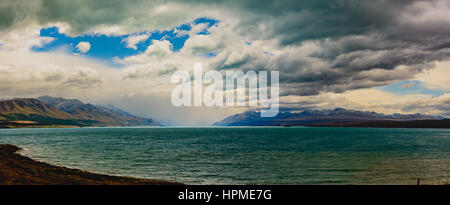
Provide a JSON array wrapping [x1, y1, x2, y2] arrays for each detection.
[[37, 96, 158, 126], [0, 97, 158, 128], [0, 98, 73, 119]]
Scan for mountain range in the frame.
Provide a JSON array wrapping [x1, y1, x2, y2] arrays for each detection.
[[2, 96, 449, 128], [213, 108, 446, 127], [0, 96, 158, 128]]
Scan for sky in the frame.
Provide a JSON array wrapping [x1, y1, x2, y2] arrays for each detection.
[[1, 0, 450, 125]]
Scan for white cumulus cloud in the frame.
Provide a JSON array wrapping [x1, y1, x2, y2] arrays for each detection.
[[76, 41, 91, 53], [123, 33, 150, 50]]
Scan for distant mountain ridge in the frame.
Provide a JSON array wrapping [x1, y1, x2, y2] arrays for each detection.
[[0, 98, 72, 119], [213, 108, 445, 126], [0, 96, 158, 128]]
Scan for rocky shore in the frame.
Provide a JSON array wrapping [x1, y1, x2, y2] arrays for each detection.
[[0, 144, 182, 185]]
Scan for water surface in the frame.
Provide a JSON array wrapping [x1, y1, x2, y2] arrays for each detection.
[[0, 127, 449, 184]]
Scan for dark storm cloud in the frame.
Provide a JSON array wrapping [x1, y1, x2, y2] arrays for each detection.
[[0, 0, 199, 34], [2, 0, 450, 97], [0, 0, 440, 42], [205, 0, 450, 96], [274, 43, 449, 96]]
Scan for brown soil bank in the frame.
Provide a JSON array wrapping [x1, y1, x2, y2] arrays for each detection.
[[0, 144, 182, 185]]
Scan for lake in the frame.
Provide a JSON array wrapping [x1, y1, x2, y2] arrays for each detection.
[[0, 126, 449, 184]]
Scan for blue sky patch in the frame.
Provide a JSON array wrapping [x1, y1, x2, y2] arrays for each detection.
[[378, 80, 447, 97], [32, 17, 220, 66]]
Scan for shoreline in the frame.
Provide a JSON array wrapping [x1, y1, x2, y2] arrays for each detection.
[[0, 144, 182, 185]]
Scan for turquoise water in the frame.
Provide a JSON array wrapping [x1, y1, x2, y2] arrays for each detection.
[[0, 127, 449, 185]]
